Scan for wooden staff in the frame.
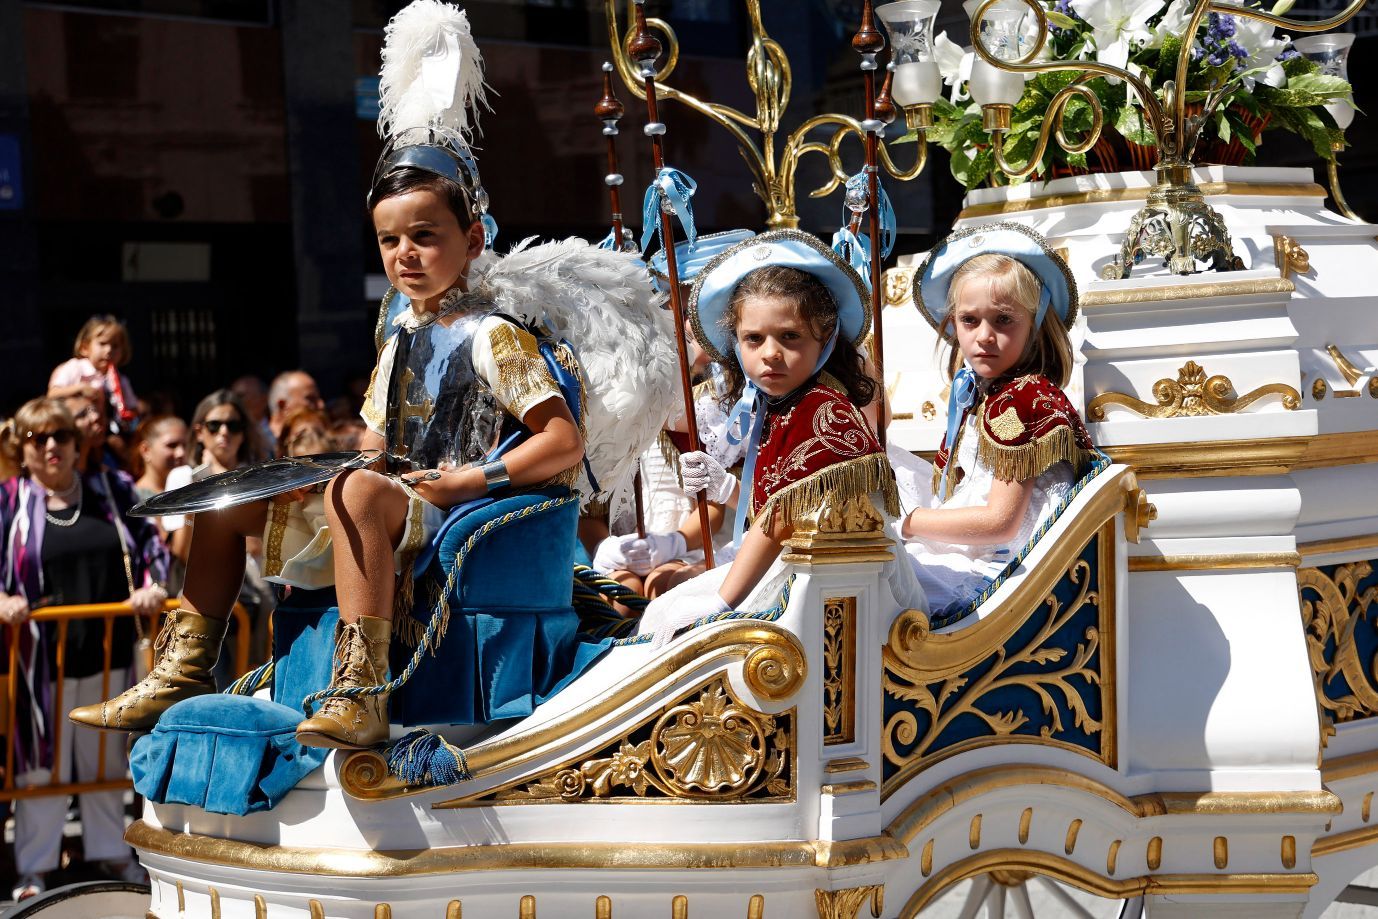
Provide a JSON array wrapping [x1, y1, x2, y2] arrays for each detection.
[[629, 0, 715, 570], [854, 0, 889, 451], [595, 61, 646, 539]]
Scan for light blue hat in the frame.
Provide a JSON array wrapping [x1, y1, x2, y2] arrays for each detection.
[[649, 229, 756, 294], [914, 222, 1078, 340], [688, 229, 870, 365]]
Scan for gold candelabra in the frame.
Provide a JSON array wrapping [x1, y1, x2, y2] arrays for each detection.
[[604, 0, 928, 229], [968, 0, 1366, 279]]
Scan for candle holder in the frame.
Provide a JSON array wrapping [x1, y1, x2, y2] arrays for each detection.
[[966, 0, 1366, 278], [604, 0, 933, 229], [1294, 33, 1363, 222]]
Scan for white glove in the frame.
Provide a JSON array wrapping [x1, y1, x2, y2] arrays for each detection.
[[680, 450, 737, 505], [593, 532, 687, 577], [645, 590, 731, 649]]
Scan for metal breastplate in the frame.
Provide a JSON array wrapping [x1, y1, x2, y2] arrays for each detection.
[[382, 305, 524, 474]]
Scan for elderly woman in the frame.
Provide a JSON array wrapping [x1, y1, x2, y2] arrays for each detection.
[[0, 398, 170, 899]]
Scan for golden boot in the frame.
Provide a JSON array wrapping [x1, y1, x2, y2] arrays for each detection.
[[296, 614, 391, 750], [69, 609, 226, 732]]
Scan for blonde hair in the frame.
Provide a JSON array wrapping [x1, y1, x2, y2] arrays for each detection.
[[73, 314, 132, 367], [938, 253, 1074, 387], [0, 398, 77, 469]]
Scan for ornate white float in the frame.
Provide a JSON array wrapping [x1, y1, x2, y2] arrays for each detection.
[[89, 162, 1367, 918]]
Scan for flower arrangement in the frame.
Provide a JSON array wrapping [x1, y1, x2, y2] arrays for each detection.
[[912, 0, 1357, 189]]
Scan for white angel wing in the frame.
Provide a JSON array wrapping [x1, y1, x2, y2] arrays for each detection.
[[474, 237, 678, 507]]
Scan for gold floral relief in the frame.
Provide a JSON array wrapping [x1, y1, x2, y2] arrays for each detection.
[[1087, 360, 1301, 421], [457, 677, 793, 805], [1298, 561, 1378, 727], [883, 268, 915, 308], [816, 885, 884, 919], [824, 597, 857, 746]]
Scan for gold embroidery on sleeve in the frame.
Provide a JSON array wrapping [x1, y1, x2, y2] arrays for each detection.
[[488, 323, 560, 419], [987, 406, 1026, 441]]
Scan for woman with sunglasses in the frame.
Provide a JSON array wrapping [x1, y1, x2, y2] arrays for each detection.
[[161, 390, 261, 565], [0, 397, 170, 899]]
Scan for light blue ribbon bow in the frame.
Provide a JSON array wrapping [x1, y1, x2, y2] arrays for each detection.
[[831, 173, 897, 289], [640, 167, 698, 255], [938, 366, 979, 502], [723, 330, 839, 546]]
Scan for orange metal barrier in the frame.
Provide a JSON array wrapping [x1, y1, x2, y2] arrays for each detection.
[[0, 599, 251, 801]]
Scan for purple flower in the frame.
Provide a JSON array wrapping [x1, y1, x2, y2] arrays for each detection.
[[1277, 47, 1300, 61], [1227, 39, 1247, 59], [1208, 12, 1237, 39]]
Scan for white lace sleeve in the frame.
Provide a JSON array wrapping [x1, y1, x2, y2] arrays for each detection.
[[695, 391, 746, 468]]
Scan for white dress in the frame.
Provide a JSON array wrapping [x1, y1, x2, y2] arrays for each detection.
[[888, 415, 1075, 616]]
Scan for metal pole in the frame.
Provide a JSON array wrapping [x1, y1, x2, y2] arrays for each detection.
[[630, 0, 715, 569], [855, 0, 889, 450], [595, 61, 648, 538]]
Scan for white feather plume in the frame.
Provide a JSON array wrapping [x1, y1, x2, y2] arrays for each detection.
[[473, 238, 679, 507], [378, 0, 488, 143]]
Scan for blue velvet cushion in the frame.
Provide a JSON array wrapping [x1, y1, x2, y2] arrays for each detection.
[[389, 487, 612, 725], [130, 695, 328, 815]]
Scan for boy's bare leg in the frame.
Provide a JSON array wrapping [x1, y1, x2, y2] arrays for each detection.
[[179, 500, 268, 621], [297, 468, 409, 750], [323, 469, 410, 624], [70, 500, 267, 731]]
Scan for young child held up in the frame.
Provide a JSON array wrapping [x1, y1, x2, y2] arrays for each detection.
[[634, 231, 927, 647], [890, 223, 1096, 620], [48, 315, 140, 435]]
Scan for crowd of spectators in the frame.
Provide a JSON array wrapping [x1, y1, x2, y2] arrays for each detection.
[[0, 315, 369, 901]]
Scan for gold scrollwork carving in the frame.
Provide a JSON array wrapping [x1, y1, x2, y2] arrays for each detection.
[[744, 642, 806, 701], [1273, 235, 1311, 281], [783, 493, 893, 565], [1087, 360, 1301, 421], [461, 678, 792, 805], [883, 551, 1110, 781], [1298, 562, 1378, 724], [815, 885, 884, 919], [823, 597, 857, 746]]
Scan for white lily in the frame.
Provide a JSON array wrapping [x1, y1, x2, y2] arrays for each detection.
[[1070, 0, 1166, 75], [1233, 15, 1286, 88], [933, 31, 976, 103], [1146, 0, 1191, 49]]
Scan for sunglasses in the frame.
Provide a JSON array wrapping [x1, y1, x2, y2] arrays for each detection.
[[25, 429, 77, 446], [202, 419, 246, 435]]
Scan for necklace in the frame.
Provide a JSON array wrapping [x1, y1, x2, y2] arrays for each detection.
[[45, 478, 82, 528], [46, 476, 80, 501]]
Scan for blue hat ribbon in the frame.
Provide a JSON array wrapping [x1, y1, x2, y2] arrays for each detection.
[[481, 213, 499, 250], [597, 228, 619, 251], [1034, 283, 1052, 330], [938, 366, 978, 502], [724, 328, 838, 546], [639, 167, 698, 255]]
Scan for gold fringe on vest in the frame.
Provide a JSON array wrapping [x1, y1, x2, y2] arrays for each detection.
[[750, 453, 901, 532], [976, 422, 1094, 484]]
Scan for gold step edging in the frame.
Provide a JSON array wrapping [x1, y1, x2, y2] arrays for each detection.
[[1101, 430, 1378, 479], [957, 181, 1326, 220], [126, 821, 907, 877]]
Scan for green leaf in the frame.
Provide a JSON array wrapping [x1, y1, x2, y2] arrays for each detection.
[[1155, 36, 1182, 85], [1115, 104, 1157, 146], [1285, 72, 1354, 103], [1216, 110, 1232, 145], [1281, 56, 1317, 79]]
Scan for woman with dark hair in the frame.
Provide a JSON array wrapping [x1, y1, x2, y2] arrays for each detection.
[[0, 398, 169, 899], [160, 390, 259, 564]]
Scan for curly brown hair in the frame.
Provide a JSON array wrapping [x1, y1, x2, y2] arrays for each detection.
[[716, 265, 877, 408]]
